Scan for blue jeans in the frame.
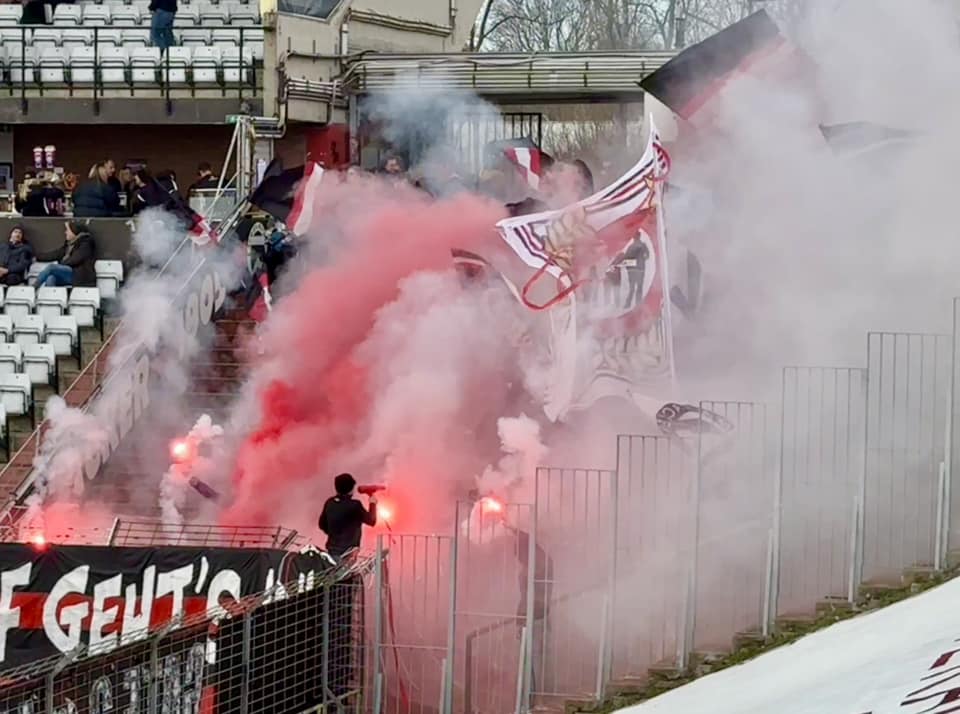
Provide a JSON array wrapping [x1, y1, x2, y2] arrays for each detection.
[[151, 10, 176, 53], [37, 264, 72, 287]]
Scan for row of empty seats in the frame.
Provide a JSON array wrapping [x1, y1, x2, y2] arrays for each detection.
[[0, 26, 264, 48], [6, 46, 258, 84], [0, 2, 261, 26]]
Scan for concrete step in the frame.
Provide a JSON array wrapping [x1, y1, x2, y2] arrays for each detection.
[[732, 629, 765, 650], [815, 597, 854, 615], [647, 658, 684, 680]]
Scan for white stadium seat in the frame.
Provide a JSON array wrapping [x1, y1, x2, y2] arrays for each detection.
[[68, 288, 101, 328], [31, 29, 60, 51], [82, 4, 112, 25], [13, 315, 43, 348], [69, 47, 96, 83], [94, 28, 124, 47], [0, 6, 20, 26], [60, 28, 94, 49], [27, 262, 51, 286], [248, 41, 263, 61], [99, 46, 129, 83], [198, 2, 227, 23], [159, 46, 190, 84], [22, 344, 55, 386], [35, 287, 68, 320], [211, 28, 239, 46], [175, 5, 200, 25], [38, 47, 68, 84], [0, 373, 31, 417], [121, 29, 150, 47], [180, 28, 211, 47], [0, 316, 12, 343], [45, 315, 77, 357], [0, 343, 21, 376], [222, 46, 253, 83], [130, 46, 159, 84], [6, 47, 35, 84], [95, 261, 123, 298], [110, 5, 142, 26], [52, 4, 83, 25], [4, 286, 35, 322], [227, 3, 260, 25], [192, 46, 219, 83]]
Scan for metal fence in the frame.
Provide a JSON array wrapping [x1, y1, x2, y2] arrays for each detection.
[[0, 558, 371, 714], [14, 301, 960, 714]]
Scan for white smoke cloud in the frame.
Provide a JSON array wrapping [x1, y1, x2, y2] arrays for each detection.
[[159, 413, 223, 526]]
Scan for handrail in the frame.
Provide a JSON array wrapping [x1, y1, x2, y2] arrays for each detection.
[[0, 229, 206, 527], [7, 23, 265, 115]]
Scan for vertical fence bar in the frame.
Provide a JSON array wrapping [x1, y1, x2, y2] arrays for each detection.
[[444, 532, 458, 714], [239, 610, 252, 714], [777, 367, 867, 618], [372, 536, 384, 714]]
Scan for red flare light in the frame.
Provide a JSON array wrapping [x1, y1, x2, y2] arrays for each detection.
[[30, 533, 46, 549], [480, 497, 504, 515], [378, 502, 394, 524], [170, 439, 193, 463]]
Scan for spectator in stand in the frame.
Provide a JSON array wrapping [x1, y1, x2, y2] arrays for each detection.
[[34, 220, 96, 288], [130, 169, 164, 215], [72, 162, 122, 218], [149, 0, 176, 54], [188, 162, 220, 194], [0, 225, 33, 286], [16, 171, 65, 217], [380, 154, 407, 187], [157, 169, 180, 197], [20, 0, 48, 25], [105, 159, 123, 194]]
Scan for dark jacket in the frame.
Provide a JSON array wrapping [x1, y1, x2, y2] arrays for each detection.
[[318, 495, 377, 558], [0, 241, 33, 280], [188, 174, 220, 194], [36, 233, 97, 287], [16, 185, 64, 217], [72, 180, 121, 218], [149, 0, 177, 13], [20, 0, 48, 25]]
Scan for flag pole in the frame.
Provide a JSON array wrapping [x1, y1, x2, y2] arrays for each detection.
[[650, 117, 678, 387]]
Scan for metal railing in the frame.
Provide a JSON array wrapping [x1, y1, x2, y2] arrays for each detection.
[[5, 24, 263, 114], [0, 562, 371, 713], [339, 50, 676, 97], [106, 517, 305, 548]]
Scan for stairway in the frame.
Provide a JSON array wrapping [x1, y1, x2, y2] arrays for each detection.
[[80, 307, 254, 513]]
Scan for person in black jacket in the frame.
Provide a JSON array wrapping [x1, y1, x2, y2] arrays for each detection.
[[72, 162, 121, 218], [16, 172, 65, 217], [318, 473, 377, 559], [0, 226, 34, 286], [35, 220, 97, 288]]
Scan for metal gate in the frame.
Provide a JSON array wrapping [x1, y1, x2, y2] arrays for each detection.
[[373, 534, 454, 714], [688, 401, 775, 654], [452, 501, 535, 714], [863, 331, 951, 583], [532, 467, 615, 702], [776, 367, 867, 616], [613, 434, 691, 678]]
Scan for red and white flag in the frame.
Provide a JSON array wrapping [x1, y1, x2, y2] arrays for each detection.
[[286, 162, 324, 236], [503, 146, 543, 191]]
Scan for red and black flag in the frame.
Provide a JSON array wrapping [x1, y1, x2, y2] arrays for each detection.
[[249, 159, 306, 224], [640, 10, 805, 124]]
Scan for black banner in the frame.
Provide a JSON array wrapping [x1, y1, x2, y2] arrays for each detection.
[[0, 543, 333, 669]]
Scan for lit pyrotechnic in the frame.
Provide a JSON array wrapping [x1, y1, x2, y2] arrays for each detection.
[[480, 496, 504, 515], [170, 438, 193, 464]]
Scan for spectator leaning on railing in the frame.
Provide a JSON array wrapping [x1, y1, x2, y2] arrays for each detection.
[[34, 220, 97, 288], [16, 170, 65, 217], [0, 225, 34, 286]]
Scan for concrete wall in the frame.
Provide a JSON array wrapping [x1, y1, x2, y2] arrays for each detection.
[[0, 218, 135, 267]]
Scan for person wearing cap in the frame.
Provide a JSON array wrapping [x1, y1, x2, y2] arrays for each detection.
[[0, 226, 33, 286], [318, 473, 378, 559], [34, 220, 97, 288]]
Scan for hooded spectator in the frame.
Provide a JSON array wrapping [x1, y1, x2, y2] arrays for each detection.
[[188, 161, 220, 194], [20, 0, 48, 25], [72, 162, 122, 218], [0, 225, 33, 286], [34, 220, 97, 287], [157, 170, 180, 197]]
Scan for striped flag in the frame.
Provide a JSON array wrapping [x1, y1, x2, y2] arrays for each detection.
[[250, 161, 324, 236], [286, 162, 324, 235], [503, 146, 543, 190], [496, 122, 670, 310]]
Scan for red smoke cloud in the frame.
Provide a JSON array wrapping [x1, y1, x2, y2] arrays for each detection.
[[221, 179, 511, 531]]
